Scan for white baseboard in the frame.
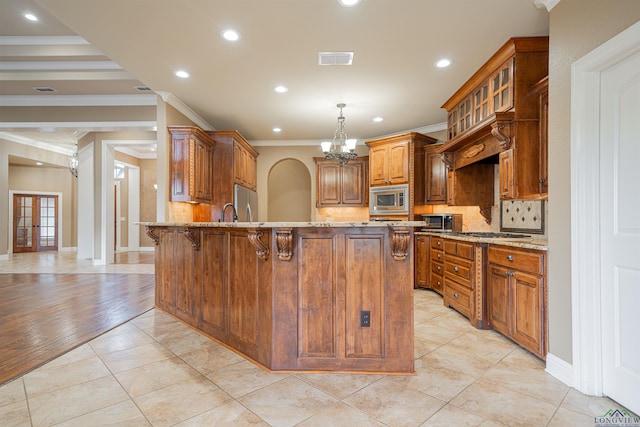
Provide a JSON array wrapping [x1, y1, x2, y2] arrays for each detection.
[[138, 247, 155, 252], [545, 353, 574, 387], [60, 246, 77, 252]]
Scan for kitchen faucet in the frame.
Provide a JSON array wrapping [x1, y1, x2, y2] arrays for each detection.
[[222, 203, 238, 222]]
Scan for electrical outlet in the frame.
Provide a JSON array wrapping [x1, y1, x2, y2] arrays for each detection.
[[360, 310, 370, 327]]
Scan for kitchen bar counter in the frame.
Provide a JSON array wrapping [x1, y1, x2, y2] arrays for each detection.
[[142, 222, 416, 373], [415, 231, 548, 250]]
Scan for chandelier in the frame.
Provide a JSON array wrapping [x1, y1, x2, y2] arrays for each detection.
[[68, 152, 78, 178], [321, 103, 357, 166]]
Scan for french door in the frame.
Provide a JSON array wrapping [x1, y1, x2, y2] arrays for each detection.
[[13, 194, 58, 253]]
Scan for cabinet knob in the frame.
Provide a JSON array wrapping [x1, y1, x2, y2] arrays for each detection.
[[437, 253, 441, 259], [454, 266, 459, 272], [506, 255, 514, 261], [437, 266, 441, 271], [454, 292, 459, 299], [437, 281, 441, 286], [437, 241, 441, 246]]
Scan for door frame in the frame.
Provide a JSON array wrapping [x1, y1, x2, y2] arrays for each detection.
[[571, 20, 640, 396], [8, 191, 64, 254]]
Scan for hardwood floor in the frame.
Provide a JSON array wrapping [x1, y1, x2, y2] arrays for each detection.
[[0, 256, 154, 386]]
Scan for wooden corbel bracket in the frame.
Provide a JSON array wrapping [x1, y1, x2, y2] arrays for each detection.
[[479, 207, 492, 225], [390, 227, 410, 261], [275, 228, 293, 261], [183, 228, 201, 250], [145, 226, 160, 245], [491, 118, 513, 150], [248, 230, 270, 261]]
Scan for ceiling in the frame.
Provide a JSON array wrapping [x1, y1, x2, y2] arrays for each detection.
[[0, 0, 550, 156]]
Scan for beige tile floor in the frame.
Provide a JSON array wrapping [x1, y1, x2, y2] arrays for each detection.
[[0, 252, 635, 426]]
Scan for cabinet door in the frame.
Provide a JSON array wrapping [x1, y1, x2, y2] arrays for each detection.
[[512, 270, 544, 356], [369, 145, 389, 185], [194, 137, 213, 203], [538, 86, 549, 195], [473, 80, 492, 124], [317, 162, 341, 206], [492, 58, 514, 112], [426, 152, 447, 202], [488, 264, 510, 336], [499, 149, 515, 199], [458, 95, 473, 134], [246, 152, 257, 191], [233, 143, 245, 186], [448, 110, 459, 140], [415, 235, 429, 288], [170, 135, 193, 202], [388, 141, 409, 184], [341, 161, 365, 205]]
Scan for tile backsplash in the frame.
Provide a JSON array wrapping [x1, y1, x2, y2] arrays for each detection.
[[500, 200, 545, 234]]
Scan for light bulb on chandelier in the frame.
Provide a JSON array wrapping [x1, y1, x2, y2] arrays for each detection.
[[321, 103, 357, 166]]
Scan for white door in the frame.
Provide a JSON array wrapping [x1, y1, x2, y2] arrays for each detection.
[[600, 50, 640, 413]]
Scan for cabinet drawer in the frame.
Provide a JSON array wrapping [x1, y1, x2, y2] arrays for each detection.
[[444, 239, 474, 260], [488, 246, 544, 275], [444, 279, 471, 318], [431, 260, 444, 275], [445, 256, 472, 285], [429, 272, 443, 295], [431, 237, 444, 250], [430, 249, 444, 263]]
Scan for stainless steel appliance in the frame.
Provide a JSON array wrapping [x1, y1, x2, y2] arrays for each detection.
[[421, 214, 463, 232], [369, 184, 409, 216], [234, 184, 258, 222]]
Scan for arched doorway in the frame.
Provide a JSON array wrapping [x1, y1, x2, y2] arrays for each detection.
[[267, 159, 311, 222]]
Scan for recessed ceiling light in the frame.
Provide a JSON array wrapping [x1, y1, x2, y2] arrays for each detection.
[[338, 0, 361, 6], [222, 29, 240, 41], [274, 85, 288, 93], [436, 58, 452, 68], [373, 117, 384, 123], [272, 127, 282, 133], [175, 70, 190, 78], [36, 162, 43, 166], [24, 13, 38, 22]]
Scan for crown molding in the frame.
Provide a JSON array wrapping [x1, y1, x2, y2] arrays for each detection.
[[0, 131, 75, 155], [0, 121, 156, 131], [0, 36, 89, 45], [0, 95, 157, 107], [533, 0, 561, 12], [0, 61, 121, 71], [156, 91, 214, 131]]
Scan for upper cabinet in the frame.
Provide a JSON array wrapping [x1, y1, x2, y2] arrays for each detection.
[[424, 146, 447, 204], [366, 133, 437, 218], [207, 130, 259, 219], [315, 156, 369, 207], [439, 37, 549, 210], [168, 126, 215, 204], [534, 77, 549, 196]]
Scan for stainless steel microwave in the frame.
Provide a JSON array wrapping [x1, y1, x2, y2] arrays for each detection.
[[421, 214, 463, 231], [370, 184, 409, 216]]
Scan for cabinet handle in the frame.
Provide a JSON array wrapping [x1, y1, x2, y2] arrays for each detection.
[[454, 266, 459, 272], [437, 281, 441, 286], [506, 255, 514, 261], [437, 253, 441, 259], [454, 292, 459, 299], [502, 193, 507, 197], [437, 266, 441, 271], [437, 241, 441, 246]]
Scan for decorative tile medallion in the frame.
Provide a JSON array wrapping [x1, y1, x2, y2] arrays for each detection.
[[500, 200, 545, 234]]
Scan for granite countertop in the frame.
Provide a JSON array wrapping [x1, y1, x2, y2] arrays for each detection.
[[140, 221, 426, 228], [415, 231, 549, 251]]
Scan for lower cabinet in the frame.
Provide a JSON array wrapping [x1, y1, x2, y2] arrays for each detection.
[[488, 245, 547, 359], [415, 234, 429, 288], [443, 239, 475, 319], [429, 236, 444, 295]]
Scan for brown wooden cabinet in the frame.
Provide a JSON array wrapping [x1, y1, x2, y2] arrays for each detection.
[[168, 126, 215, 204], [425, 147, 447, 203], [429, 236, 445, 295], [488, 245, 547, 359], [315, 157, 368, 207], [439, 37, 549, 209], [415, 234, 429, 288], [534, 77, 549, 196], [366, 132, 437, 217], [499, 149, 514, 199], [207, 130, 259, 220], [443, 239, 475, 319], [234, 141, 258, 191]]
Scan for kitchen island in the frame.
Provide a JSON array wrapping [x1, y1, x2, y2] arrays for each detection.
[[142, 221, 421, 373]]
